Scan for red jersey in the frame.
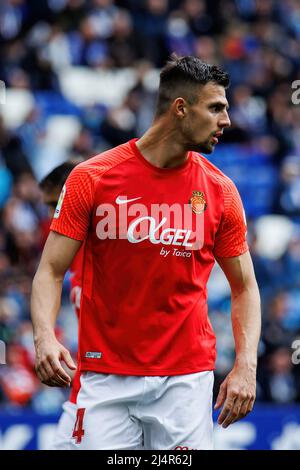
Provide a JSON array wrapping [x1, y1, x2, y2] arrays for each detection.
[[51, 139, 248, 376]]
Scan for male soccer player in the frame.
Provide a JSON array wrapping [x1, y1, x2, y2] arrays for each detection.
[[39, 161, 83, 449], [31, 55, 261, 450]]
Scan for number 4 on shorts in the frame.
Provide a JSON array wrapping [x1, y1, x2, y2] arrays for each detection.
[[72, 408, 86, 444]]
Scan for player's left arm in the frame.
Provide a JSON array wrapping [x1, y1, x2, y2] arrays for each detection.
[[214, 250, 261, 428]]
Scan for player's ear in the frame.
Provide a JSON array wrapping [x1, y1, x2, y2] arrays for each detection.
[[173, 98, 187, 119]]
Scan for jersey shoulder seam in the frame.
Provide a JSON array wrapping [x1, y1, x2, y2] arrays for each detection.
[[76, 147, 135, 201], [93, 152, 135, 200]]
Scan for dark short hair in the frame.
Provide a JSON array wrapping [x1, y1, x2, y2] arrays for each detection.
[[155, 54, 230, 117], [39, 160, 81, 192]]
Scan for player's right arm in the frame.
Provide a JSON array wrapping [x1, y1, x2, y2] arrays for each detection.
[[31, 231, 81, 387], [32, 163, 95, 386]]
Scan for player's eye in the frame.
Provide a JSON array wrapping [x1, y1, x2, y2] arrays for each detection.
[[211, 105, 222, 112]]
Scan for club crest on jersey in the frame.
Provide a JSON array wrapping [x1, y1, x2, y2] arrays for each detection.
[[189, 191, 207, 215], [54, 184, 66, 219]]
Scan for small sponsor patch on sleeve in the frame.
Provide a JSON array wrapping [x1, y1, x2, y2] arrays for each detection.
[[54, 184, 66, 219], [85, 352, 102, 359]]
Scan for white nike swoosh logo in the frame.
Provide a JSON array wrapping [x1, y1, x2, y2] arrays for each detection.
[[116, 196, 142, 205]]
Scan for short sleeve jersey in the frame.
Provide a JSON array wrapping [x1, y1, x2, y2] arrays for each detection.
[[51, 139, 248, 376]]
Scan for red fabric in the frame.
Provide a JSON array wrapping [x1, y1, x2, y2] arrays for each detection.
[[39, 218, 51, 249], [1, 366, 38, 405], [69, 368, 81, 404], [51, 139, 248, 376], [191, 153, 248, 258]]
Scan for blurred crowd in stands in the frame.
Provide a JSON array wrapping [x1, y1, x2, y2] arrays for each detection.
[[0, 0, 300, 411]]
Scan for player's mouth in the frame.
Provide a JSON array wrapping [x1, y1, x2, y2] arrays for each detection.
[[211, 131, 223, 144]]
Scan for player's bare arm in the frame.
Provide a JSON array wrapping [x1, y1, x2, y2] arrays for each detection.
[[31, 231, 82, 387], [214, 250, 261, 428]]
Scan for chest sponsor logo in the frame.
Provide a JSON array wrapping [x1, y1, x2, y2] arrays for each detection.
[[127, 216, 193, 247], [96, 197, 205, 251]]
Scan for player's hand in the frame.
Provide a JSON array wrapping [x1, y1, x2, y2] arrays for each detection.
[[214, 363, 256, 428], [34, 335, 76, 387]]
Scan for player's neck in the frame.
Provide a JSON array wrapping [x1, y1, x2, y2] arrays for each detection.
[[136, 121, 190, 170]]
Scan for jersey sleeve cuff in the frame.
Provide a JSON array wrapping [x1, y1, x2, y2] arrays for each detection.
[[214, 243, 249, 259], [50, 224, 86, 242]]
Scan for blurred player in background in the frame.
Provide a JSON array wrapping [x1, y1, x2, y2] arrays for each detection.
[[31, 55, 261, 450], [39, 161, 83, 449]]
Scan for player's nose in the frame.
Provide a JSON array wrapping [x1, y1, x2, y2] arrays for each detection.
[[219, 111, 231, 129]]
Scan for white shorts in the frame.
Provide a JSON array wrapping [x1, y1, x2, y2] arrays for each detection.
[[50, 400, 77, 450], [66, 371, 214, 450]]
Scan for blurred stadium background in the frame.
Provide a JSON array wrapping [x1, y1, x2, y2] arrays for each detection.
[[0, 0, 300, 450]]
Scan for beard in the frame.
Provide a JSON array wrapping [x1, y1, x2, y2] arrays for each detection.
[[182, 125, 215, 154], [181, 121, 216, 154], [187, 140, 215, 154]]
